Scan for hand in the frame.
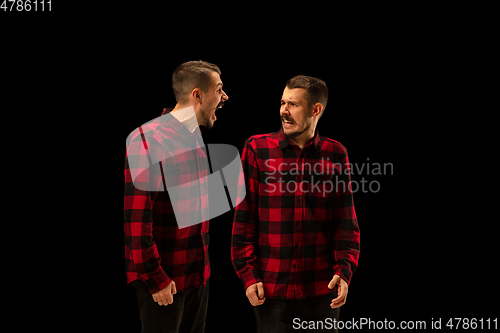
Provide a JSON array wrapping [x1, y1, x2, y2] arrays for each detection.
[[152, 280, 177, 306], [245, 282, 265, 306], [328, 275, 348, 308]]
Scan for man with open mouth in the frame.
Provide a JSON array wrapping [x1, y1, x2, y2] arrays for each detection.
[[124, 60, 228, 333]]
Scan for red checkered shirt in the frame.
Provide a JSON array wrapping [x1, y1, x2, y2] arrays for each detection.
[[231, 128, 360, 299], [124, 109, 210, 294]]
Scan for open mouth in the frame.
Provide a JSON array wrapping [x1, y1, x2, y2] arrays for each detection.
[[281, 116, 295, 128], [211, 102, 224, 122]]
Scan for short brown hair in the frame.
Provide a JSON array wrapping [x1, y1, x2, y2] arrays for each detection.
[[172, 60, 221, 103], [286, 75, 328, 112]]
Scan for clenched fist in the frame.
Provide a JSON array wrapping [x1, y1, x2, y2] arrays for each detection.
[[246, 282, 265, 306], [152, 280, 177, 306]]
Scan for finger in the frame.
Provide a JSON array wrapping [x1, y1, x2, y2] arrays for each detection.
[[166, 291, 174, 305], [328, 275, 340, 289], [247, 292, 258, 305], [257, 283, 265, 300], [255, 298, 265, 306], [155, 294, 164, 306], [247, 292, 265, 306], [331, 299, 346, 309], [331, 293, 345, 304], [250, 295, 265, 306], [331, 293, 346, 303], [171, 282, 177, 295], [157, 294, 167, 306], [331, 292, 347, 308]]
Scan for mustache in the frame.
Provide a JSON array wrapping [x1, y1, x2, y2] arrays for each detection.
[[217, 101, 224, 108], [281, 114, 294, 122]]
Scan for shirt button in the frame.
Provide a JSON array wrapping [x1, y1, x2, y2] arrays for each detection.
[[292, 263, 296, 269]]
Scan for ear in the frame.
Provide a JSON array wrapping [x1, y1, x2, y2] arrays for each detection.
[[312, 103, 323, 118], [191, 88, 203, 104]]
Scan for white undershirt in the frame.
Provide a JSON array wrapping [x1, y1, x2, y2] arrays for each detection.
[[169, 106, 198, 133]]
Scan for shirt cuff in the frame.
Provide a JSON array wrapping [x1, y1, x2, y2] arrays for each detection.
[[143, 268, 172, 294], [333, 266, 352, 286], [239, 268, 262, 290]]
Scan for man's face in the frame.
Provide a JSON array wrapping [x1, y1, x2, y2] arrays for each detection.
[[199, 72, 229, 128], [280, 87, 314, 138]]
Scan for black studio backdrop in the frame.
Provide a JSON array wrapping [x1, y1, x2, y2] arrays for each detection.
[[3, 7, 494, 332], [100, 47, 497, 332]]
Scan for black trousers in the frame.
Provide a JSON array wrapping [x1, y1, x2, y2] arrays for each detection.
[[254, 293, 340, 333], [132, 280, 209, 333]]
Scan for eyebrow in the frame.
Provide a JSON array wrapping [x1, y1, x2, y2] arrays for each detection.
[[281, 99, 298, 104], [215, 82, 223, 88]]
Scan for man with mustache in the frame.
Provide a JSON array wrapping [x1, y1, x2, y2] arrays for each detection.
[[232, 75, 360, 332], [124, 60, 228, 333]]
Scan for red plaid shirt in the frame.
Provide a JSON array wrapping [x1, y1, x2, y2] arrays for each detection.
[[124, 109, 210, 294], [231, 129, 360, 299]]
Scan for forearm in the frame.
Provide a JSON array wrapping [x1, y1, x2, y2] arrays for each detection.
[[332, 152, 360, 285], [231, 141, 262, 288], [123, 188, 171, 293], [124, 132, 170, 294], [231, 201, 262, 289]]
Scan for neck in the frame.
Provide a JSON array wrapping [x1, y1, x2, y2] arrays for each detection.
[[286, 125, 316, 149], [171, 102, 192, 113], [172, 103, 205, 127], [170, 104, 199, 133]]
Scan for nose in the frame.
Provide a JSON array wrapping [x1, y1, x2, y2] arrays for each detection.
[[222, 89, 229, 101], [281, 106, 290, 116]]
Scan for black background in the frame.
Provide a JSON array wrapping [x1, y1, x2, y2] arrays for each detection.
[[1, 5, 496, 332], [102, 48, 496, 331]]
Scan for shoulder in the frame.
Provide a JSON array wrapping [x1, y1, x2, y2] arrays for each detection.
[[319, 135, 348, 155], [126, 114, 180, 147], [244, 130, 281, 151]]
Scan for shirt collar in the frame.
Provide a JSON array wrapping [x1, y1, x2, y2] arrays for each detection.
[[277, 127, 322, 151], [167, 106, 199, 133], [160, 108, 197, 141]]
